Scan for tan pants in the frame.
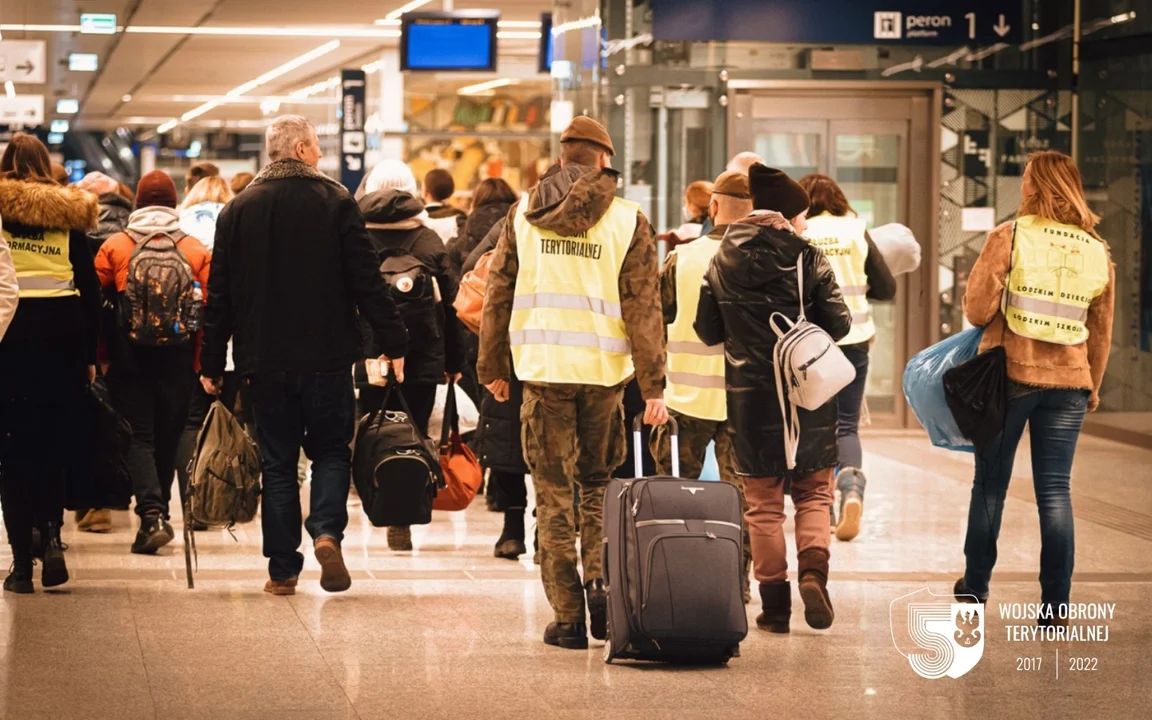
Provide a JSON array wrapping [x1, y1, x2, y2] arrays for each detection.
[[744, 469, 835, 583]]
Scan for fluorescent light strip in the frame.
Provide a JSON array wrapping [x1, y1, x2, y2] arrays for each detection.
[[4, 81, 14, 99], [458, 78, 517, 96], [385, 0, 435, 21], [159, 40, 340, 133], [496, 31, 542, 40], [125, 25, 399, 38]]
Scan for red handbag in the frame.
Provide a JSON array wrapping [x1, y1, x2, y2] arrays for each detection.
[[433, 381, 483, 511]]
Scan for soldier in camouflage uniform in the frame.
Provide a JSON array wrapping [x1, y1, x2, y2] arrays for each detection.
[[478, 117, 667, 650], [650, 170, 755, 602]]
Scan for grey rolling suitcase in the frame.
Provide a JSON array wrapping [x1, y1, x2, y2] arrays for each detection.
[[602, 417, 748, 664]]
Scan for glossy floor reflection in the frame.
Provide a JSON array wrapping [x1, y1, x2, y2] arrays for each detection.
[[1, 430, 1150, 719]]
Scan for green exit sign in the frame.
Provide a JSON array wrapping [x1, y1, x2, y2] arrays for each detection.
[[80, 13, 117, 35]]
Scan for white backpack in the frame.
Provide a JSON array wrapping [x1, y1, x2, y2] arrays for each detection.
[[770, 258, 857, 469]]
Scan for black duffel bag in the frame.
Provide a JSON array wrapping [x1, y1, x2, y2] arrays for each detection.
[[352, 379, 443, 527], [67, 378, 133, 511]]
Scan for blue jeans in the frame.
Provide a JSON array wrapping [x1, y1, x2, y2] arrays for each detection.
[[836, 343, 870, 472], [963, 388, 1089, 609], [247, 370, 356, 581]]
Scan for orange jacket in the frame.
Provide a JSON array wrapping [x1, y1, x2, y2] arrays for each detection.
[[95, 211, 212, 369]]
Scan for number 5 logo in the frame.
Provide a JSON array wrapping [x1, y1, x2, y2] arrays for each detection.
[[891, 587, 985, 679]]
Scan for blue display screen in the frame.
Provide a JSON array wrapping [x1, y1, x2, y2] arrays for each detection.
[[402, 14, 498, 71]]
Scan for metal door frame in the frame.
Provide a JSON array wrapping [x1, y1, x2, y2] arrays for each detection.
[[727, 80, 942, 428]]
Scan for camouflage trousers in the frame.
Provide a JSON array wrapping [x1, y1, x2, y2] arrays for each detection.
[[521, 382, 627, 624], [650, 410, 753, 580]]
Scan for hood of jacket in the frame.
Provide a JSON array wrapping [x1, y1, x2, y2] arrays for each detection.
[[715, 211, 808, 293], [91, 192, 133, 241], [126, 206, 181, 237], [523, 163, 619, 236], [463, 201, 512, 242], [0, 177, 97, 232], [358, 189, 429, 230]]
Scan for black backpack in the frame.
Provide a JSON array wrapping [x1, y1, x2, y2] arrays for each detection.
[[378, 235, 441, 348], [352, 381, 444, 527], [121, 230, 199, 346]]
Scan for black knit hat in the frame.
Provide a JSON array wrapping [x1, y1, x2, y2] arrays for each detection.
[[748, 164, 810, 219]]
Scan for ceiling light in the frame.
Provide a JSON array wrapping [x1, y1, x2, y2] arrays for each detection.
[[362, 60, 383, 75], [458, 78, 518, 96], [157, 119, 179, 133], [50, 119, 69, 133], [553, 16, 602, 35], [57, 98, 79, 114], [4, 81, 14, 99], [158, 40, 340, 133], [124, 26, 398, 38], [289, 75, 340, 99], [497, 31, 542, 40], [498, 21, 543, 29], [122, 94, 132, 102], [385, 0, 435, 22], [0, 24, 84, 33]]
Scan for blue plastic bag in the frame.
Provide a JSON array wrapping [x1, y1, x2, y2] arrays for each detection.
[[700, 441, 720, 481], [903, 327, 982, 453]]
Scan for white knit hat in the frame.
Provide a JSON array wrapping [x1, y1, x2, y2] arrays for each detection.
[[363, 159, 417, 196]]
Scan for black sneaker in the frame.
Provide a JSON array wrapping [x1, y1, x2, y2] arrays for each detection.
[[954, 577, 987, 604], [4, 559, 34, 594], [132, 514, 174, 555], [494, 533, 526, 560], [586, 579, 607, 641], [544, 622, 588, 650]]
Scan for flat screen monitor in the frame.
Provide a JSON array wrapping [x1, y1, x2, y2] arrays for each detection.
[[539, 13, 553, 74], [401, 11, 499, 72]]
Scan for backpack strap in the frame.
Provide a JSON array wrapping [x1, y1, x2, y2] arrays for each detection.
[[128, 228, 187, 245], [773, 337, 800, 471], [794, 253, 807, 322]]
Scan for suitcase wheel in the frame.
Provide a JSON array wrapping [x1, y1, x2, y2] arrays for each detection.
[[603, 628, 614, 664]]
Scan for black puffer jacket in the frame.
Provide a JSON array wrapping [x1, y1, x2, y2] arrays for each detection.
[[358, 189, 464, 386], [695, 214, 852, 477], [87, 192, 132, 256], [446, 201, 513, 278]]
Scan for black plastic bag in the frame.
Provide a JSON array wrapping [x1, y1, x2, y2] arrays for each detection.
[[942, 346, 1007, 453], [67, 379, 133, 511]]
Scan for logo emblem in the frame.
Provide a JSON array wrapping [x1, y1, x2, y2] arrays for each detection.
[[396, 276, 415, 293], [874, 11, 903, 39], [681, 487, 704, 495], [891, 588, 985, 679]]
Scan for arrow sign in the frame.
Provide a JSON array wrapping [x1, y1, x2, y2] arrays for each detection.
[[0, 40, 47, 84], [16, 61, 34, 75], [993, 14, 1011, 37]]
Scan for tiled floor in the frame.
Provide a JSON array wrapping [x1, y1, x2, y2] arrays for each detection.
[[1, 430, 1150, 719]]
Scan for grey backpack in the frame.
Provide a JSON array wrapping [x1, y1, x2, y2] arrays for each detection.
[[183, 401, 262, 588]]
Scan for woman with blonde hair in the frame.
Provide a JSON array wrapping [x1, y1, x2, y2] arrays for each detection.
[[179, 174, 233, 249], [956, 151, 1114, 624]]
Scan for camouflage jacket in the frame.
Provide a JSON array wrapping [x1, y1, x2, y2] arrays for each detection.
[[477, 164, 666, 399]]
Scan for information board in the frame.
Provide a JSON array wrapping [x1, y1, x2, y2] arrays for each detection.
[[401, 11, 499, 72]]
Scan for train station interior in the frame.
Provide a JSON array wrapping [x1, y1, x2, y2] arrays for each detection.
[[0, 0, 1149, 718]]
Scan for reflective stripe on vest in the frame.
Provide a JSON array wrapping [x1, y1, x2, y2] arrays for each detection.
[[1003, 215, 1110, 346], [665, 237, 727, 421], [4, 227, 79, 299], [510, 194, 639, 386], [803, 214, 875, 345]]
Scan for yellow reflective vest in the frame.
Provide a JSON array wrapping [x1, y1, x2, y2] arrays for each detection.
[[2, 224, 77, 299], [509, 195, 639, 386], [665, 237, 726, 422], [1004, 215, 1110, 346], [803, 213, 874, 345]]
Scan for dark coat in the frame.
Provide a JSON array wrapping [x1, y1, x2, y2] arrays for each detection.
[[359, 189, 465, 386], [695, 215, 852, 477], [87, 192, 132, 256], [446, 201, 513, 278], [202, 159, 409, 378]]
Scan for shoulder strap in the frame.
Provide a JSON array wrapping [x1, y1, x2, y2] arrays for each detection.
[[439, 379, 459, 444], [795, 253, 806, 322]]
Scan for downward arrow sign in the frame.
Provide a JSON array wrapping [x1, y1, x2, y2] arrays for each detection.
[[993, 14, 1011, 37]]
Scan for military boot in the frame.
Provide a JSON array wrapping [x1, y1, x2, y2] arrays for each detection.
[[544, 622, 588, 650], [586, 579, 607, 641]]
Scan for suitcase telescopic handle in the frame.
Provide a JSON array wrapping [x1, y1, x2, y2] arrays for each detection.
[[632, 415, 679, 477]]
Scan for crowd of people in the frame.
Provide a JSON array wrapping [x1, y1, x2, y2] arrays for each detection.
[[0, 114, 1115, 650]]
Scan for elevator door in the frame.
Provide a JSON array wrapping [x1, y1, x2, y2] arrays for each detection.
[[729, 86, 939, 427]]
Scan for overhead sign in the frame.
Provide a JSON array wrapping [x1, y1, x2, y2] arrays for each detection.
[[0, 40, 47, 84], [56, 98, 79, 114], [651, 0, 1022, 45], [68, 53, 99, 72], [80, 13, 118, 35], [0, 95, 45, 125], [340, 69, 367, 192]]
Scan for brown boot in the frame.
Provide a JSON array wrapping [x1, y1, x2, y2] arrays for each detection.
[[387, 526, 413, 551], [314, 536, 352, 593], [797, 548, 834, 630], [78, 508, 113, 533], [756, 581, 791, 633], [264, 577, 298, 596]]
